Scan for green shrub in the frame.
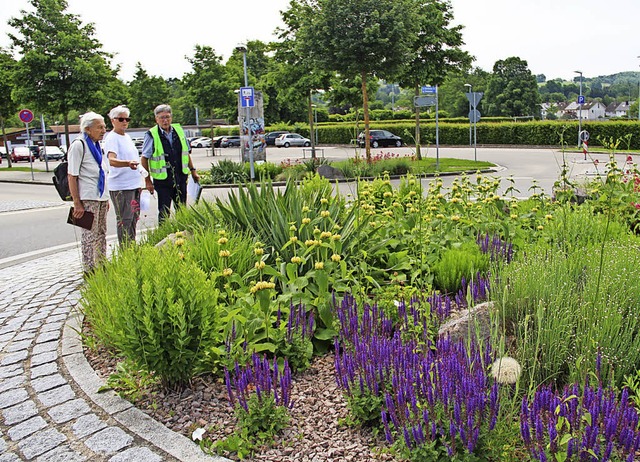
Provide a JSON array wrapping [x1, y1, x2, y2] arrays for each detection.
[[210, 159, 248, 184], [82, 245, 222, 387], [432, 242, 489, 294]]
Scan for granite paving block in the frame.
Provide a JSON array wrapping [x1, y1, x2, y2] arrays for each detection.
[[37, 384, 75, 408], [3, 400, 38, 425], [7, 416, 47, 441], [108, 447, 163, 462], [47, 399, 90, 424], [71, 413, 108, 439], [36, 445, 86, 462], [84, 427, 133, 455], [0, 388, 28, 409], [30, 374, 66, 393], [18, 427, 67, 459]]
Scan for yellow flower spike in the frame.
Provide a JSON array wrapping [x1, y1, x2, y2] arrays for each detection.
[[218, 237, 228, 245], [545, 214, 553, 220], [321, 211, 330, 218], [320, 231, 332, 239], [178, 252, 185, 260], [510, 214, 518, 219], [254, 247, 264, 255], [383, 192, 392, 198], [175, 231, 185, 238], [315, 261, 324, 270], [409, 179, 416, 185], [218, 230, 226, 236], [302, 206, 310, 213], [289, 236, 298, 243], [175, 238, 185, 247], [409, 191, 417, 197], [291, 256, 303, 264], [290, 224, 297, 232], [537, 225, 544, 231], [332, 234, 341, 241], [255, 261, 266, 270], [302, 217, 311, 225], [436, 213, 445, 219], [219, 250, 231, 258], [331, 254, 341, 262], [222, 268, 233, 277], [531, 207, 539, 213], [305, 239, 315, 246], [320, 198, 329, 204], [451, 215, 461, 221], [437, 194, 444, 199], [393, 202, 401, 207]]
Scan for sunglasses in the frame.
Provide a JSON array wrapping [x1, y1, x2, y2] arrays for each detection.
[[115, 117, 131, 122]]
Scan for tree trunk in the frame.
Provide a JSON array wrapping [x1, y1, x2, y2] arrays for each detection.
[[361, 70, 371, 162], [414, 85, 422, 160], [1, 117, 12, 168], [63, 115, 70, 150]]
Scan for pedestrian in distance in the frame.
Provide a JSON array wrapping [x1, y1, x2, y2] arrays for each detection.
[[67, 111, 110, 275], [140, 104, 199, 224], [104, 105, 143, 246]]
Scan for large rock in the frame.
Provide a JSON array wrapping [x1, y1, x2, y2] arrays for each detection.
[[437, 301, 494, 343], [317, 164, 345, 180]]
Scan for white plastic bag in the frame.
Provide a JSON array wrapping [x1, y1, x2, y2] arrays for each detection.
[[187, 177, 202, 204], [139, 190, 151, 213]]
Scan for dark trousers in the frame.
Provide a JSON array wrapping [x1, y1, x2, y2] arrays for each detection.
[[155, 177, 187, 223]]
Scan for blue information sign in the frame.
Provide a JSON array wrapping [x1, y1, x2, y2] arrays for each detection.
[[421, 86, 436, 94], [578, 95, 585, 105], [240, 87, 255, 108]]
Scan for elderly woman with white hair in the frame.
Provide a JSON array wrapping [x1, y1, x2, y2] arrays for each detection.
[[104, 105, 141, 246], [68, 111, 110, 274]]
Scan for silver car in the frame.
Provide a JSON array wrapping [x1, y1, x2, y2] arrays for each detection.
[[275, 133, 311, 148]]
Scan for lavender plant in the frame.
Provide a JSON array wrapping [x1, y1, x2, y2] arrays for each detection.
[[333, 294, 502, 459], [219, 353, 293, 458], [520, 379, 640, 461]]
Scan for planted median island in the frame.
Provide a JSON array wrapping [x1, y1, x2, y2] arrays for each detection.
[[81, 147, 640, 461]]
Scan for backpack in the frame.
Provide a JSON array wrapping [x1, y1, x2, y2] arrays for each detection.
[[53, 139, 85, 201]]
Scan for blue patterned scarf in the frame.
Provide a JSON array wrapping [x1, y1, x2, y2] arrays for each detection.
[[84, 133, 105, 196]]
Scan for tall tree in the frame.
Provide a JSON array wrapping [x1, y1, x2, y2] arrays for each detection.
[[484, 57, 541, 118], [127, 64, 171, 127], [396, 0, 472, 159], [289, 0, 420, 160], [183, 45, 231, 125], [0, 49, 18, 167], [8, 0, 115, 147]]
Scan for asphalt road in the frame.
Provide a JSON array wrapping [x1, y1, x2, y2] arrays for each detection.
[[0, 145, 609, 266]]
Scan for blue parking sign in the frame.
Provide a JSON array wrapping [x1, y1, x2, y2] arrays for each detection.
[[240, 87, 255, 108], [578, 95, 585, 105]]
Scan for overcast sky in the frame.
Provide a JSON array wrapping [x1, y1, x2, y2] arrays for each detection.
[[0, 0, 638, 83]]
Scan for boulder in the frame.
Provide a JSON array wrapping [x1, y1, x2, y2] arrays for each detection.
[[317, 164, 345, 180], [437, 301, 494, 343]]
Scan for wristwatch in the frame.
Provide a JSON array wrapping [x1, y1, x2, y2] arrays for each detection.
[[190, 167, 196, 172]]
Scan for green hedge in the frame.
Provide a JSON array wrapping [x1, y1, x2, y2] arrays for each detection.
[[205, 120, 640, 149], [260, 120, 640, 148]]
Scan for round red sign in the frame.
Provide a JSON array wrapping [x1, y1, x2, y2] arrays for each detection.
[[19, 109, 34, 124]]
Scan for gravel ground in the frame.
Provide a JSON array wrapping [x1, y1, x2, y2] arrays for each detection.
[[85, 339, 398, 462]]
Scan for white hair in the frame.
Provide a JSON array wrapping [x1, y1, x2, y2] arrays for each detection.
[[80, 112, 105, 132], [108, 105, 130, 119], [154, 104, 172, 116]]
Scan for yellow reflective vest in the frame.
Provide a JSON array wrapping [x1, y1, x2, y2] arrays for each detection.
[[148, 124, 190, 180]]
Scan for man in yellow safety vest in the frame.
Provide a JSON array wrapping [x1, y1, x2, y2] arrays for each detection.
[[141, 104, 199, 223]]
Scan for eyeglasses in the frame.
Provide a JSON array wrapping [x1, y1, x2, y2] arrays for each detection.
[[115, 117, 131, 122], [157, 114, 172, 120]]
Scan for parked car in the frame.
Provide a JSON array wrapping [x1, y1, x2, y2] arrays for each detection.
[[221, 136, 241, 148], [131, 138, 144, 154], [264, 131, 289, 146], [275, 133, 311, 148], [212, 136, 225, 148], [190, 137, 212, 148], [39, 146, 65, 161], [357, 129, 403, 148], [10, 146, 35, 162]]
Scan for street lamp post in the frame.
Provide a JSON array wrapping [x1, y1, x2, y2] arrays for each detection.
[[575, 70, 583, 147], [464, 83, 472, 146], [236, 44, 254, 180]]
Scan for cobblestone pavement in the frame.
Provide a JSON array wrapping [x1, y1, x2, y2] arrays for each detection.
[[0, 249, 227, 462]]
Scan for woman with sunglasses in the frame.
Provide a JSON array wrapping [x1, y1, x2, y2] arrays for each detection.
[[104, 105, 142, 246]]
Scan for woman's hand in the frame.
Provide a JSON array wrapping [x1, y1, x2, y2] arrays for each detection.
[[73, 202, 85, 218]]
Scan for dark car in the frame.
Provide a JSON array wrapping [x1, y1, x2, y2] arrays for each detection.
[[212, 136, 225, 148], [221, 136, 241, 148], [358, 129, 403, 148], [264, 131, 289, 146]]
